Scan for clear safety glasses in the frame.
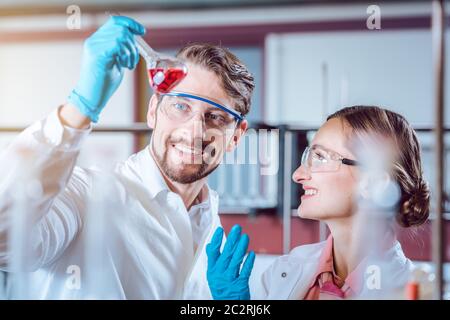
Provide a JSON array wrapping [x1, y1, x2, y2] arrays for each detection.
[[158, 92, 244, 132], [301, 145, 359, 173]]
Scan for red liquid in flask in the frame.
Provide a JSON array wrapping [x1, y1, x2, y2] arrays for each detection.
[[148, 68, 187, 93]]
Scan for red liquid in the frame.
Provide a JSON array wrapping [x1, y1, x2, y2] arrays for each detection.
[[148, 68, 187, 93]]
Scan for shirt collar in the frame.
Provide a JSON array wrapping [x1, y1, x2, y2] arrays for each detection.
[[313, 235, 335, 278], [309, 233, 401, 297], [309, 235, 359, 296], [129, 146, 170, 199], [130, 146, 216, 209]]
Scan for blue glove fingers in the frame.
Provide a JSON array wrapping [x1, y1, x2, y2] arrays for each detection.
[[239, 251, 255, 280], [227, 234, 250, 277], [129, 36, 140, 69], [118, 33, 141, 70], [97, 31, 135, 69], [120, 37, 139, 70], [121, 34, 140, 69], [216, 224, 242, 272], [116, 44, 132, 70], [206, 227, 224, 269], [110, 15, 146, 35]]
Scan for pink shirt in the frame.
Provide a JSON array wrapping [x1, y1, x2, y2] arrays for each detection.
[[303, 236, 364, 300]]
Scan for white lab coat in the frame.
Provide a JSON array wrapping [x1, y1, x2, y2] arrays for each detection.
[[0, 108, 221, 300], [254, 240, 414, 299]]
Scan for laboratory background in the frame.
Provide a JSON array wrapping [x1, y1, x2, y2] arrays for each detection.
[[0, 0, 449, 300]]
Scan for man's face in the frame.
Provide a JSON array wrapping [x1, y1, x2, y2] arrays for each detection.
[[147, 63, 248, 184]]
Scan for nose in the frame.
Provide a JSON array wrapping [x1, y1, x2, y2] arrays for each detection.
[[186, 112, 207, 140], [292, 164, 311, 184]]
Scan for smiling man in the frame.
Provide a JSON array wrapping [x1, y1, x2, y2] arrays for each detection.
[[0, 16, 254, 299]]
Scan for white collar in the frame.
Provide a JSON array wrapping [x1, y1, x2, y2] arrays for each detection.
[[126, 146, 218, 209], [128, 146, 170, 200]]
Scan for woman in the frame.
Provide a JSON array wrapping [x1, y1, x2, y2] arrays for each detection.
[[206, 106, 430, 300]]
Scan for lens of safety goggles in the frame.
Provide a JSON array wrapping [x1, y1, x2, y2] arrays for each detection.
[[301, 145, 359, 172], [159, 91, 244, 131]]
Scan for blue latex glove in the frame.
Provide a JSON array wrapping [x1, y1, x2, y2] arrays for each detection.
[[68, 16, 145, 122], [206, 224, 256, 300]]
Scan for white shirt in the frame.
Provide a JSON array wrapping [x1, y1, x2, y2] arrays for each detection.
[[0, 108, 221, 299]]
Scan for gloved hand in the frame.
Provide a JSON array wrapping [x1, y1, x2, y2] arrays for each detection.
[[68, 16, 145, 123], [206, 224, 256, 300]]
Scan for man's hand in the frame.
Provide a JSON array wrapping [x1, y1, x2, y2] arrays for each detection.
[[67, 15, 145, 123], [206, 225, 255, 300]]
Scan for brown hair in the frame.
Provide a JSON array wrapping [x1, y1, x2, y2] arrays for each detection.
[[176, 43, 255, 117], [327, 106, 430, 228]]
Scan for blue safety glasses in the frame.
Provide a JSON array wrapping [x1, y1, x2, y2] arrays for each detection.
[[160, 91, 244, 122]]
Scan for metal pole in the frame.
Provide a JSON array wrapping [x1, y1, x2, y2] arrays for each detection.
[[282, 131, 293, 254], [431, 0, 445, 300]]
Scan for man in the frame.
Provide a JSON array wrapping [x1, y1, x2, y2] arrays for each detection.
[[0, 15, 254, 299]]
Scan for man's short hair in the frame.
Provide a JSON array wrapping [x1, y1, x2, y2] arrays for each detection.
[[176, 43, 255, 117]]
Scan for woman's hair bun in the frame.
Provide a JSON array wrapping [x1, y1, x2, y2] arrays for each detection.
[[397, 179, 430, 228]]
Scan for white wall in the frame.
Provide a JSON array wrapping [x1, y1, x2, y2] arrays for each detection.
[[0, 40, 136, 168], [265, 29, 444, 127]]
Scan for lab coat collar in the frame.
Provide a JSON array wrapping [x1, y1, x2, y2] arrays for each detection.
[[286, 243, 324, 299], [266, 238, 412, 300], [307, 235, 378, 297]]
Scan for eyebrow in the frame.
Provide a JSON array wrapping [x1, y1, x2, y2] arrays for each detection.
[[311, 143, 327, 150], [168, 96, 190, 103], [312, 143, 356, 160]]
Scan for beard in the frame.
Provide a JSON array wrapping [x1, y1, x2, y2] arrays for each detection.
[[151, 135, 220, 184]]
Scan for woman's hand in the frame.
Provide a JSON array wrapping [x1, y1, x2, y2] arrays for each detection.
[[206, 225, 255, 300]]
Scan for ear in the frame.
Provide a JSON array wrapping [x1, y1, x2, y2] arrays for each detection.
[[378, 172, 392, 191], [226, 119, 248, 152], [358, 174, 371, 200], [147, 94, 159, 129], [358, 171, 391, 200]]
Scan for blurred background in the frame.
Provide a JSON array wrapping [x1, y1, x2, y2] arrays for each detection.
[[0, 0, 449, 298]]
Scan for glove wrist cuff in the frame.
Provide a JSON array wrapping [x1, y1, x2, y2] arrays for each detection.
[[68, 90, 100, 123]]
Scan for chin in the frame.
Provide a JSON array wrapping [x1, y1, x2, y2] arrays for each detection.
[[297, 204, 323, 220], [297, 205, 311, 219], [169, 163, 202, 175]]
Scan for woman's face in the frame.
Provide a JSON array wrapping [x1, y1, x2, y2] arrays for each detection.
[[292, 118, 359, 221]]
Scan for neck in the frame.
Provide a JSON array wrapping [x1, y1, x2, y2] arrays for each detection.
[[149, 147, 207, 210], [325, 214, 393, 280], [325, 218, 359, 280], [165, 176, 207, 210]]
